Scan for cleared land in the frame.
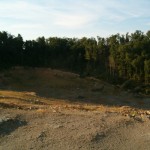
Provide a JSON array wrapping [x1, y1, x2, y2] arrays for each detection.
[[0, 68, 150, 150]]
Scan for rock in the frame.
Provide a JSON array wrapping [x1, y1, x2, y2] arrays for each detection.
[[91, 132, 106, 142], [49, 124, 63, 129], [124, 114, 129, 117], [37, 131, 46, 140], [146, 111, 150, 115], [134, 116, 143, 122], [0, 117, 10, 124], [130, 111, 137, 117], [140, 114, 148, 121], [52, 109, 57, 113], [53, 125, 63, 129], [0, 118, 5, 124]]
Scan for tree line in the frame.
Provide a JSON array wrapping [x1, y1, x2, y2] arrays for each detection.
[[0, 30, 150, 85]]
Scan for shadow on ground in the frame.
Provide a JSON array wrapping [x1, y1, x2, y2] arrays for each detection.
[[0, 117, 27, 136], [1, 85, 149, 111], [0, 67, 149, 111]]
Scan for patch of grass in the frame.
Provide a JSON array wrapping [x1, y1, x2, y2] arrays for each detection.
[[0, 90, 148, 118], [0, 67, 149, 115]]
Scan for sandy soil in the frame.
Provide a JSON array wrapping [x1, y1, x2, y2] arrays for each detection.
[[0, 107, 150, 150], [0, 68, 150, 150]]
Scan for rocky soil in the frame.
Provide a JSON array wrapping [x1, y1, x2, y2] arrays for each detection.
[[0, 105, 150, 150], [0, 68, 150, 150]]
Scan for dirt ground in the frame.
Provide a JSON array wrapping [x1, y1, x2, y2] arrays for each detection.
[[0, 68, 150, 150]]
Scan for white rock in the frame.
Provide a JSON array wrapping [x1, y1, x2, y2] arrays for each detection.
[[146, 111, 150, 115]]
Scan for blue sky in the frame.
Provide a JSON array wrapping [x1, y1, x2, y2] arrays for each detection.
[[0, 0, 150, 40]]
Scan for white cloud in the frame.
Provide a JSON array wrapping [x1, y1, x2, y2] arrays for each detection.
[[0, 1, 49, 21], [0, 0, 150, 39], [54, 14, 89, 28]]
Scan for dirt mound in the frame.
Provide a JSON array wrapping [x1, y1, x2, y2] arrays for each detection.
[[0, 68, 150, 149]]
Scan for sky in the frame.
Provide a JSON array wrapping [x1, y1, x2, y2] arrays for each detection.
[[0, 0, 150, 40]]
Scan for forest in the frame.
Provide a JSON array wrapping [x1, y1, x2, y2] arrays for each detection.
[[0, 30, 150, 86]]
